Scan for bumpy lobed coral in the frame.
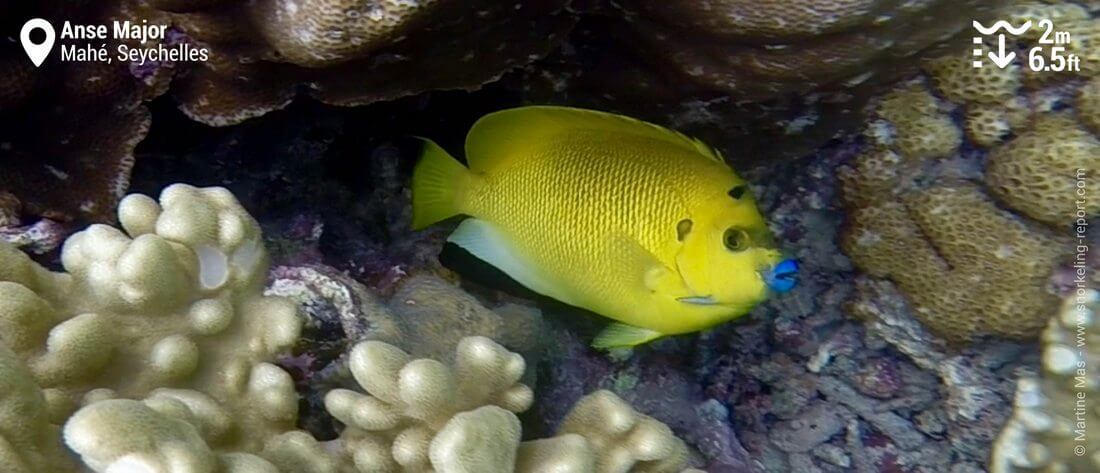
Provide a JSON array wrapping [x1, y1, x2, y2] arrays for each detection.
[[0, 184, 693, 472], [0, 183, 304, 467], [840, 0, 1097, 342], [0, 344, 75, 472], [329, 336, 692, 472], [991, 289, 1100, 472]]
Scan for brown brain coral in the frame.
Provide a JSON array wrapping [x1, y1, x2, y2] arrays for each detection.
[[572, 0, 995, 101], [162, 0, 576, 125], [0, 2, 173, 222]]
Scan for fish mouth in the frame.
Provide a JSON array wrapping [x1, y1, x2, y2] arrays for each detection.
[[761, 259, 799, 294]]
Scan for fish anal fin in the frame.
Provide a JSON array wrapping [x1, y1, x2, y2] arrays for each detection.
[[447, 219, 563, 301], [592, 323, 665, 349]]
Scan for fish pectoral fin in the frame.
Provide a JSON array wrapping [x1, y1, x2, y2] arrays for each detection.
[[677, 295, 717, 305], [592, 323, 665, 349], [448, 218, 565, 302]]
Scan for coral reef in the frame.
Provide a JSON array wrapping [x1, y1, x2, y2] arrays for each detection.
[[329, 336, 692, 472], [519, 0, 1002, 161], [0, 183, 303, 459], [2, 0, 575, 223], [838, 0, 1100, 341], [7, 0, 1092, 471], [120, 80, 1042, 471], [985, 115, 1099, 226], [992, 289, 1100, 472], [0, 344, 73, 473], [0, 2, 174, 222], [160, 0, 575, 126], [600, 0, 993, 101], [0, 182, 693, 471]]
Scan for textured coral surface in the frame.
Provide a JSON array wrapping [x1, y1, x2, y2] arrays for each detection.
[[0, 181, 695, 471], [1, 1, 1097, 469], [992, 290, 1100, 472], [162, 0, 575, 125], [0, 0, 574, 224], [839, 0, 1099, 342], [841, 92, 1071, 340], [0, 1, 171, 222]]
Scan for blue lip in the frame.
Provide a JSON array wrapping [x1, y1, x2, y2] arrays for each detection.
[[763, 259, 799, 293]]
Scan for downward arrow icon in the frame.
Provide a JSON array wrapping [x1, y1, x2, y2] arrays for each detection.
[[988, 34, 1015, 68]]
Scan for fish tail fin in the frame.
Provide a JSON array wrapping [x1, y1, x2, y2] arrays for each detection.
[[411, 138, 472, 230]]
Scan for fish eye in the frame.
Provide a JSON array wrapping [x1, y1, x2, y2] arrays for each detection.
[[677, 219, 693, 241], [728, 185, 747, 200], [723, 228, 750, 252]]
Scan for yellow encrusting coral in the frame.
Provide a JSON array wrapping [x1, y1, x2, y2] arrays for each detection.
[[1079, 77, 1100, 134], [842, 180, 1068, 341], [991, 289, 1100, 472], [964, 99, 1030, 148], [866, 86, 961, 161], [842, 0, 1099, 343], [924, 55, 1020, 105], [985, 115, 1100, 226]]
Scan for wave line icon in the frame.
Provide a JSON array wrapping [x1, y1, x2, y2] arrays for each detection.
[[972, 20, 1032, 35]]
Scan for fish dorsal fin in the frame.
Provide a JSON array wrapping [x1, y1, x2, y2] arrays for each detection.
[[447, 218, 567, 303], [465, 106, 723, 172]]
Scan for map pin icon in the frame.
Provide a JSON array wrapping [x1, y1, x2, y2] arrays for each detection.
[[21, 19, 55, 68]]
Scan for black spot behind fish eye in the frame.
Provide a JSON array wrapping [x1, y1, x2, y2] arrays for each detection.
[[729, 185, 747, 200], [723, 228, 750, 252], [677, 219, 693, 241]]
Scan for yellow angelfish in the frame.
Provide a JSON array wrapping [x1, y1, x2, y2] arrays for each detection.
[[411, 106, 798, 348]]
